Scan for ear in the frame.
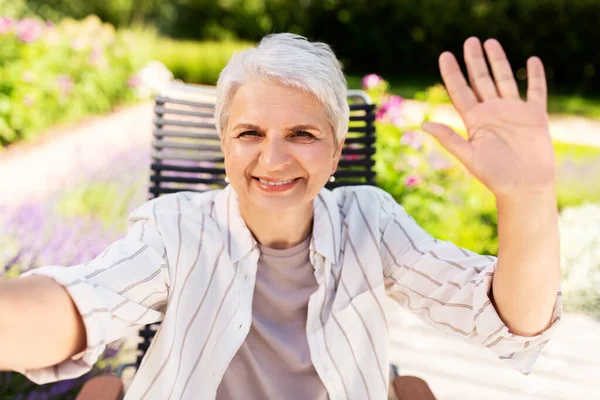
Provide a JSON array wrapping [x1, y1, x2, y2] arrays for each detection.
[[219, 132, 225, 153], [331, 135, 346, 175]]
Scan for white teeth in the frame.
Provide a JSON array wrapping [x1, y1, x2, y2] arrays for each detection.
[[258, 178, 295, 186]]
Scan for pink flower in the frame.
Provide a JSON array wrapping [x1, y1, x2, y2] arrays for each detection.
[[56, 75, 74, 96], [400, 130, 423, 150], [404, 174, 423, 188], [430, 155, 452, 171], [361, 74, 383, 90], [430, 184, 445, 196], [0, 17, 13, 34], [127, 75, 143, 88], [390, 115, 404, 128], [71, 37, 87, 51], [404, 155, 420, 169], [23, 95, 35, 107], [376, 95, 404, 121], [22, 71, 35, 83], [16, 18, 44, 43], [89, 46, 107, 68]]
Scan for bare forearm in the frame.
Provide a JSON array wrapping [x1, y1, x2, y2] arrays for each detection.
[[492, 190, 561, 337], [0, 275, 87, 371]]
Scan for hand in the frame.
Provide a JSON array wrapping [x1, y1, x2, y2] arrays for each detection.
[[421, 37, 557, 200]]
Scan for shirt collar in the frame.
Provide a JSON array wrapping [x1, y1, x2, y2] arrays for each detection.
[[213, 185, 342, 267], [311, 188, 342, 267], [214, 185, 257, 263]]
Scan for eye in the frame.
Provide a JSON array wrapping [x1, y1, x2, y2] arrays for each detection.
[[293, 131, 315, 138], [238, 130, 260, 138]]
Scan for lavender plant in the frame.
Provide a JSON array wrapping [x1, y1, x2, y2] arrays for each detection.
[[0, 149, 151, 398]]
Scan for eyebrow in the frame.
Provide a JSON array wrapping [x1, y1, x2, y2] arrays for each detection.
[[232, 123, 323, 133]]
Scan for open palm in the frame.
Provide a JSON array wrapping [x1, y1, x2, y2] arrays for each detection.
[[422, 38, 557, 199]]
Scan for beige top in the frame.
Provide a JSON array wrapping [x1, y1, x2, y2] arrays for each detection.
[[216, 235, 328, 400]]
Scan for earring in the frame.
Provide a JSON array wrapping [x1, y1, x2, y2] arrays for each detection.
[[329, 175, 336, 183], [224, 176, 230, 183]]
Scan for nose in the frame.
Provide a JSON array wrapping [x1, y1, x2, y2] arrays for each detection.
[[258, 136, 291, 173]]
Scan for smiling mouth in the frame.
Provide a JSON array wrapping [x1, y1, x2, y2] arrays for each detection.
[[253, 177, 299, 186]]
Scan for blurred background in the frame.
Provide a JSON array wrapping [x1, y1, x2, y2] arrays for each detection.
[[0, 0, 599, 399]]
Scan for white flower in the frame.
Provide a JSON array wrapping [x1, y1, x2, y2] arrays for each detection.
[[558, 203, 600, 315]]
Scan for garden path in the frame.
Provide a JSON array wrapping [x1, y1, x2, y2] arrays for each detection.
[[1, 91, 599, 399]]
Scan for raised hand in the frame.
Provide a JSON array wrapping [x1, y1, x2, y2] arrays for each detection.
[[422, 37, 556, 200]]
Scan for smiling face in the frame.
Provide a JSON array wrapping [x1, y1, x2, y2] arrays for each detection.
[[221, 79, 343, 215]]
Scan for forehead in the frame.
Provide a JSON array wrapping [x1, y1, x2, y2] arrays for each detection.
[[228, 79, 329, 127]]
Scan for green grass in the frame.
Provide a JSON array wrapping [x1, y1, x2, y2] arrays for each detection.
[[348, 74, 600, 119]]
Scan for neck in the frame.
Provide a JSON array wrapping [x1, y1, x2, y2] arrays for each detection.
[[240, 202, 313, 250]]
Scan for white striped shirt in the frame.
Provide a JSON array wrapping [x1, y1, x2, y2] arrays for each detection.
[[18, 184, 562, 399]]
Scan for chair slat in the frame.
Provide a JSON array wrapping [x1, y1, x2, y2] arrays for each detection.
[[155, 96, 216, 109], [151, 151, 225, 162], [348, 125, 375, 134], [150, 163, 225, 175], [154, 106, 214, 119], [154, 118, 217, 129], [342, 147, 376, 156], [154, 129, 219, 139], [150, 176, 227, 185], [152, 141, 222, 152]]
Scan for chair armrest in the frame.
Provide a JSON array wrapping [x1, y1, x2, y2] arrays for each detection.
[[75, 375, 123, 400], [115, 362, 137, 378], [393, 375, 437, 400]]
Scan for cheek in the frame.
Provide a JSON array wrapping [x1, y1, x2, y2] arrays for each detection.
[[296, 144, 335, 176], [224, 143, 256, 174]]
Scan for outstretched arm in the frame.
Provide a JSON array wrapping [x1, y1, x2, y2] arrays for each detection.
[[0, 275, 87, 371], [421, 37, 560, 336]]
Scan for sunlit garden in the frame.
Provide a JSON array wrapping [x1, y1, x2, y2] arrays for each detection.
[[1, 0, 600, 398]]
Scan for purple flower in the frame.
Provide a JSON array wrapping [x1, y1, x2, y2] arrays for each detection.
[[0, 17, 13, 34], [15, 18, 44, 43], [361, 73, 383, 90], [47, 378, 79, 396], [56, 75, 74, 96]]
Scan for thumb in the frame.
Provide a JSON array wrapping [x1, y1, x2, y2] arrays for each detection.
[[421, 122, 472, 169]]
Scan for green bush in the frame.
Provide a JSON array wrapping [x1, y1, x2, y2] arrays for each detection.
[[367, 75, 600, 256], [0, 15, 146, 148], [153, 38, 252, 85]]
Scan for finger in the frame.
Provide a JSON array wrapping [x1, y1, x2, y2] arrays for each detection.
[[439, 52, 479, 115], [483, 39, 520, 100], [526, 56, 547, 110], [421, 122, 473, 171], [463, 37, 499, 101]]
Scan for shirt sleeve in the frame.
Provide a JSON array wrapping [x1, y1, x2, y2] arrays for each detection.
[[15, 199, 170, 385], [377, 190, 562, 375]]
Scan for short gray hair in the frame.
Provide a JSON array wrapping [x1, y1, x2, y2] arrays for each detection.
[[215, 33, 349, 143]]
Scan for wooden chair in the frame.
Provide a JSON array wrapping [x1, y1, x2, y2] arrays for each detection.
[[75, 84, 436, 400]]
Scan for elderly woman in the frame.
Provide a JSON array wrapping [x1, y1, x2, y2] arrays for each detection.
[[1, 33, 561, 399]]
